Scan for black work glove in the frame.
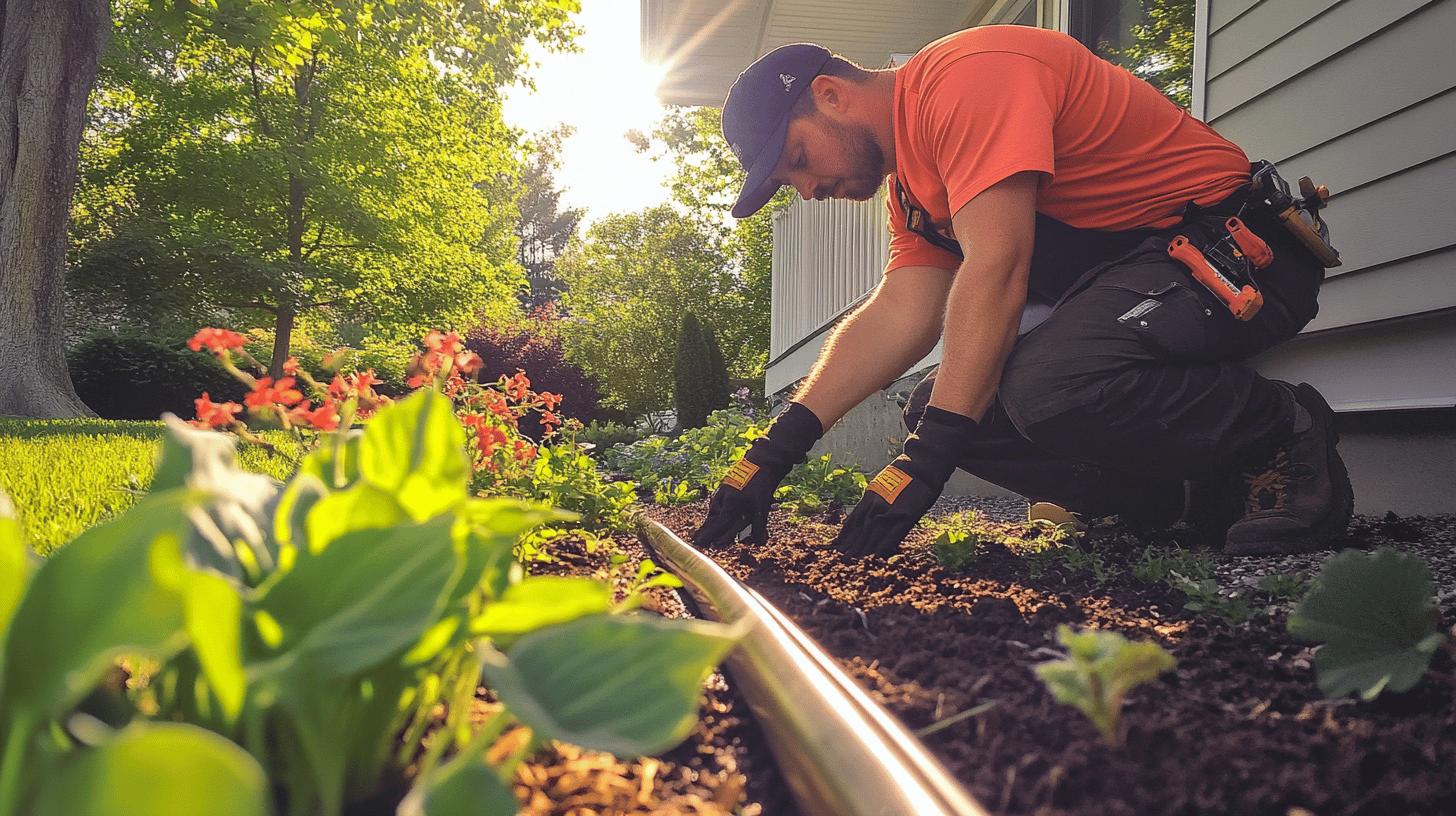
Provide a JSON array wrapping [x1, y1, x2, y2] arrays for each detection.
[[833, 406, 977, 557], [693, 402, 824, 548]]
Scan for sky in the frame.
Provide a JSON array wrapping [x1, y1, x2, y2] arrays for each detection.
[[502, 1, 675, 226]]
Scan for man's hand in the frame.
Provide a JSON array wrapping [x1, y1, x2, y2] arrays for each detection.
[[833, 406, 978, 556], [693, 402, 824, 548]]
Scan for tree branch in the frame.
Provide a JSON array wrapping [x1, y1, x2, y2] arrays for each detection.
[[248, 49, 273, 138], [301, 222, 327, 260]]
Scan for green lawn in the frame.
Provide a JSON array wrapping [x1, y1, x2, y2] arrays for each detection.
[[0, 417, 300, 555]]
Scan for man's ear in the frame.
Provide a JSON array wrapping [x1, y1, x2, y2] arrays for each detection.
[[809, 75, 849, 116]]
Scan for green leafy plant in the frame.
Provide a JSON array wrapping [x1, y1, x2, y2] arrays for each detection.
[[1255, 570, 1312, 602], [0, 386, 740, 816], [1168, 571, 1255, 624], [930, 527, 989, 571], [1287, 548, 1452, 700], [1130, 545, 1212, 585], [1034, 625, 1177, 747], [773, 454, 867, 517]]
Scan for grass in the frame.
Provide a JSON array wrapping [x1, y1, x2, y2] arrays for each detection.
[[0, 417, 299, 555]]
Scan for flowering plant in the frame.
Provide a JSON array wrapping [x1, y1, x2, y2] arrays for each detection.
[[186, 327, 636, 550]]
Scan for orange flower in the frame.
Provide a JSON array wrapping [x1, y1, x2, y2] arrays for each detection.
[[539, 391, 563, 411], [454, 350, 483, 376], [294, 399, 340, 432], [282, 356, 301, 375], [541, 410, 560, 427], [424, 329, 464, 356], [514, 440, 536, 463], [473, 424, 509, 459], [187, 328, 247, 355], [505, 370, 530, 402], [192, 392, 242, 429], [245, 376, 304, 410], [328, 373, 349, 401]]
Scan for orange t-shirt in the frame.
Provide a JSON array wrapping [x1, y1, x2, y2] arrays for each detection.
[[887, 25, 1251, 272]]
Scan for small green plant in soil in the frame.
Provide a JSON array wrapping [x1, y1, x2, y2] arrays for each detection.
[[1131, 545, 1212, 585], [1168, 571, 1256, 624], [1255, 570, 1312, 602], [1034, 625, 1176, 747], [774, 454, 867, 516], [1287, 547, 1452, 700]]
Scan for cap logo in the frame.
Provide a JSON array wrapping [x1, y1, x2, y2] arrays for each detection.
[[780, 73, 796, 92]]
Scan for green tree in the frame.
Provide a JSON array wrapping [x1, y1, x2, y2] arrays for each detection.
[[515, 127, 584, 310], [1093, 0, 1195, 109], [555, 206, 733, 419], [70, 0, 581, 375], [673, 312, 728, 430]]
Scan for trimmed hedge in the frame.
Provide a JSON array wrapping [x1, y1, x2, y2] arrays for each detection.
[[68, 334, 246, 421]]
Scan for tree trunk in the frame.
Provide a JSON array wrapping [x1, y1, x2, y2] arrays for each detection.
[[0, 0, 108, 417]]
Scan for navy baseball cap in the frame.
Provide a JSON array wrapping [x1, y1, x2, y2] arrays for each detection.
[[722, 43, 833, 218]]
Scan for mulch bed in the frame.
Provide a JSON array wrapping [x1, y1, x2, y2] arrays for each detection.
[[646, 501, 1456, 816]]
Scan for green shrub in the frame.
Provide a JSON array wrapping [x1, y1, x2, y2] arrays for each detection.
[[68, 334, 245, 420], [672, 313, 729, 430]]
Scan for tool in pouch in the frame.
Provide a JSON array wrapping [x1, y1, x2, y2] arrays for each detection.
[[1166, 161, 1340, 321]]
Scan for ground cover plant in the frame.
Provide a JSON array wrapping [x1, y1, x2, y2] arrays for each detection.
[[601, 407, 865, 515], [0, 329, 743, 816]]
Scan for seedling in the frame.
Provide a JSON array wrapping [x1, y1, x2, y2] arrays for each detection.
[[1034, 625, 1176, 747], [1287, 548, 1451, 700], [1131, 545, 1212, 585], [1169, 571, 1255, 624], [1255, 570, 1311, 602], [930, 527, 989, 571]]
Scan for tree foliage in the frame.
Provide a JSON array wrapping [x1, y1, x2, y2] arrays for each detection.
[[1093, 0, 1195, 109], [673, 312, 728, 430], [70, 0, 581, 374], [515, 127, 584, 309]]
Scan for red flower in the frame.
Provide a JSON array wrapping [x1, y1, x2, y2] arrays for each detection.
[[473, 424, 509, 459], [192, 392, 242, 429], [187, 328, 247, 355], [540, 410, 560, 427], [504, 370, 530, 402], [454, 350, 483, 376], [289, 399, 340, 432], [514, 439, 536, 463], [328, 374, 349, 401], [245, 376, 304, 410], [424, 330, 464, 356], [282, 356, 301, 375], [407, 372, 429, 389], [539, 391, 563, 412]]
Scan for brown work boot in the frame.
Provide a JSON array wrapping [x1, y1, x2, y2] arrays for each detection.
[[1223, 383, 1354, 555]]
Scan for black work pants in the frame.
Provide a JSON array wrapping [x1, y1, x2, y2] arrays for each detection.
[[903, 194, 1326, 522]]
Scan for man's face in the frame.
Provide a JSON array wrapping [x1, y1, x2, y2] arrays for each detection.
[[771, 110, 886, 204]]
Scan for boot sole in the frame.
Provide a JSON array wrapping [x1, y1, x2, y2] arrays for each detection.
[[1223, 384, 1354, 556]]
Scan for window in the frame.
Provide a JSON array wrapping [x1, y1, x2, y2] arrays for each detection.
[[1069, 0, 1195, 109]]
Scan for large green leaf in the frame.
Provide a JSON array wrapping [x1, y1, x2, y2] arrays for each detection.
[[31, 722, 269, 816], [481, 614, 741, 756], [1288, 547, 1445, 700], [298, 429, 363, 491], [358, 391, 469, 522], [452, 499, 572, 602], [180, 568, 246, 723], [400, 761, 518, 816], [153, 415, 284, 581], [2, 490, 194, 723], [470, 577, 611, 649], [303, 483, 407, 553], [254, 517, 459, 681]]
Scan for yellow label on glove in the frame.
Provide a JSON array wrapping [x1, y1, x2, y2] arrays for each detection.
[[867, 465, 911, 504], [722, 459, 759, 490]]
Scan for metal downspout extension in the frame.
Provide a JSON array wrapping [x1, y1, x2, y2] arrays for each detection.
[[636, 517, 989, 816]]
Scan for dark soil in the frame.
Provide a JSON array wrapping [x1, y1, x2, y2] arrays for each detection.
[[647, 502, 1456, 816], [510, 535, 798, 816]]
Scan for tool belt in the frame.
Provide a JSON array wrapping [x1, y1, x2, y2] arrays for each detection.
[[893, 160, 1341, 324], [1165, 160, 1341, 321]]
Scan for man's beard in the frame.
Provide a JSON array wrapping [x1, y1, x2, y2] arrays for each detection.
[[820, 118, 885, 201]]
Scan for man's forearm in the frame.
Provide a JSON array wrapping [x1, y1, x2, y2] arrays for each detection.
[[928, 256, 1029, 421], [793, 295, 943, 429]]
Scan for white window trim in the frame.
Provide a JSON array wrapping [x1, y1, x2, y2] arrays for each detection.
[[1192, 0, 1210, 120]]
